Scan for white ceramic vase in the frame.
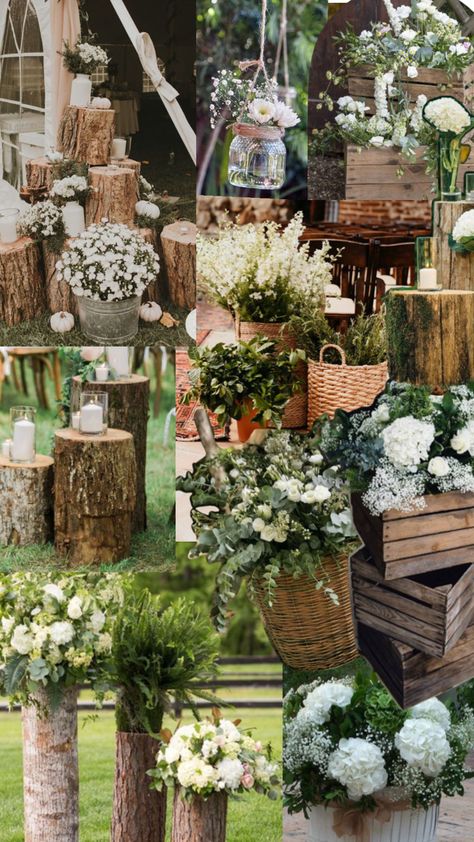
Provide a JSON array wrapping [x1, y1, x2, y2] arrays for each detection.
[[62, 202, 86, 237], [308, 800, 439, 842], [70, 74, 92, 107]]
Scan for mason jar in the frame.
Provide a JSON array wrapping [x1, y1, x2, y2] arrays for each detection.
[[228, 123, 286, 190]]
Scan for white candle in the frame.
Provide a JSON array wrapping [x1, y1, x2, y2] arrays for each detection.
[[95, 363, 110, 382], [106, 347, 130, 378], [80, 402, 103, 434], [1, 439, 11, 459], [71, 412, 80, 430], [419, 267, 438, 289], [0, 215, 18, 244], [111, 138, 127, 159], [62, 202, 85, 237], [12, 418, 35, 461]]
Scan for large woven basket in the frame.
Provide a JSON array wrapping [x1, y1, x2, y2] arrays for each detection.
[[307, 344, 388, 426], [252, 555, 358, 670], [236, 320, 307, 428]]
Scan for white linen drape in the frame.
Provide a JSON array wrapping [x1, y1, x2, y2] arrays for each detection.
[[49, 0, 80, 147]]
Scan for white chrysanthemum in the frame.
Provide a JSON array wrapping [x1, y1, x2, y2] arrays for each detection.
[[248, 98, 276, 124], [216, 758, 244, 790], [273, 100, 300, 128], [299, 681, 354, 725], [410, 698, 451, 732], [423, 97, 471, 134], [328, 738, 388, 800], [395, 718, 451, 777], [452, 209, 474, 242], [381, 417, 435, 471]]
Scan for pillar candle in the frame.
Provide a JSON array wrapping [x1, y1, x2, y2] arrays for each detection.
[[1, 439, 11, 458], [80, 402, 103, 434], [12, 419, 35, 461], [106, 347, 130, 377], [0, 215, 18, 244], [95, 363, 110, 382], [111, 138, 127, 159], [71, 412, 80, 430], [419, 268, 438, 290]]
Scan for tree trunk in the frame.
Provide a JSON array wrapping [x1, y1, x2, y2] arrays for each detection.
[[22, 687, 79, 842], [0, 455, 54, 545], [171, 789, 228, 842], [25, 157, 55, 192], [57, 106, 115, 165], [42, 242, 78, 315], [0, 238, 46, 326], [433, 200, 474, 290], [54, 428, 136, 564], [136, 227, 161, 302], [386, 289, 474, 388], [86, 166, 138, 227], [160, 221, 196, 310], [71, 375, 149, 532], [111, 732, 166, 842]]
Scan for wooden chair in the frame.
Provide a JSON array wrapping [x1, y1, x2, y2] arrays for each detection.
[[370, 240, 415, 287], [306, 238, 377, 314], [8, 348, 62, 410]]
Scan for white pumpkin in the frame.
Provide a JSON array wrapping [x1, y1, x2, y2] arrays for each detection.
[[91, 96, 111, 109], [185, 309, 197, 340], [139, 301, 163, 322], [50, 311, 74, 333], [81, 346, 105, 361], [135, 200, 160, 220]]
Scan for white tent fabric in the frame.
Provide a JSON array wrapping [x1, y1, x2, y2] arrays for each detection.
[[50, 0, 80, 146]]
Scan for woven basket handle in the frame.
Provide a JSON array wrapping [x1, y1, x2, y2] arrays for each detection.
[[319, 343, 346, 365]]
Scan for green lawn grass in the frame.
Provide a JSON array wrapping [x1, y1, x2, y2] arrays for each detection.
[[0, 352, 175, 572]]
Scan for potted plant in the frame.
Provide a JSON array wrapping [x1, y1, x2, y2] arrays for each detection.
[[148, 710, 280, 842], [284, 671, 474, 842], [0, 571, 123, 842], [178, 430, 358, 669], [184, 338, 306, 442], [110, 589, 220, 842], [55, 222, 159, 342], [60, 36, 109, 108]]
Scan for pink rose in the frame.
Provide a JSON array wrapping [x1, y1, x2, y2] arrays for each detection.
[[255, 741, 262, 752], [241, 773, 255, 789]]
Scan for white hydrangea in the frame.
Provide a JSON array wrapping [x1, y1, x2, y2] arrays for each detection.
[[423, 97, 471, 134], [49, 621, 75, 646], [11, 624, 34, 655], [452, 209, 474, 242], [177, 757, 218, 789], [328, 738, 388, 800], [395, 718, 451, 777], [299, 680, 354, 725], [409, 698, 451, 732], [381, 417, 435, 471], [216, 758, 244, 789]]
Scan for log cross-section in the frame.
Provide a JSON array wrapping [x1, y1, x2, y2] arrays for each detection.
[[57, 106, 115, 165]]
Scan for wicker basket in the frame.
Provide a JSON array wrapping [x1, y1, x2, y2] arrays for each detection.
[[236, 320, 307, 428], [307, 344, 388, 426], [252, 555, 358, 670]]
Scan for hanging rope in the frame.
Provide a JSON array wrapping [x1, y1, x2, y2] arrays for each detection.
[[237, 0, 270, 86], [273, 0, 291, 103]]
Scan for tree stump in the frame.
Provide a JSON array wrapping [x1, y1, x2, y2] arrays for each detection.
[[433, 200, 474, 290], [22, 687, 79, 842], [86, 166, 138, 227], [136, 227, 160, 302], [113, 158, 141, 178], [57, 106, 115, 166], [0, 238, 46, 326], [71, 375, 149, 532], [386, 289, 474, 388], [0, 455, 54, 546], [25, 157, 55, 192], [171, 789, 228, 842], [54, 428, 136, 564], [111, 732, 166, 842], [42, 241, 78, 315], [160, 221, 196, 310]]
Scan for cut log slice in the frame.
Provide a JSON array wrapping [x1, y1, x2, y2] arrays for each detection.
[[160, 221, 196, 310], [57, 106, 115, 166], [0, 238, 46, 326], [0, 454, 54, 546]]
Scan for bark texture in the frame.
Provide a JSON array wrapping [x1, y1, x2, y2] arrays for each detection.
[[43, 242, 78, 315], [386, 289, 474, 388], [114, 158, 141, 178], [57, 106, 115, 165], [0, 455, 54, 546], [136, 227, 161, 302], [433, 200, 474, 290], [111, 732, 166, 842], [160, 221, 196, 309], [22, 687, 79, 842], [0, 238, 46, 326], [54, 428, 136, 564], [171, 790, 228, 842], [25, 157, 55, 192], [86, 166, 138, 227], [71, 375, 149, 532]]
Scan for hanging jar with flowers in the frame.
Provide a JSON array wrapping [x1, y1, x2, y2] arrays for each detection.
[[423, 96, 474, 201]]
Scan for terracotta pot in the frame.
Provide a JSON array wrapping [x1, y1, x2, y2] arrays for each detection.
[[235, 403, 266, 443]]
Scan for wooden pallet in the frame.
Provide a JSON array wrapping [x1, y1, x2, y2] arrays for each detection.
[[351, 547, 474, 657], [351, 491, 474, 579], [357, 620, 474, 708]]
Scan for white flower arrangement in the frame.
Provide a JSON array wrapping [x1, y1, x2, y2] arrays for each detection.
[[298, 681, 354, 726], [149, 714, 280, 800], [423, 97, 472, 135], [395, 719, 451, 777], [50, 175, 90, 203], [210, 69, 299, 130], [450, 209, 474, 253], [55, 221, 159, 302], [328, 737, 388, 800], [61, 38, 109, 75], [18, 201, 65, 242]]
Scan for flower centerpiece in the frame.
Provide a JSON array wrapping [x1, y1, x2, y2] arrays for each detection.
[[18, 200, 67, 253], [61, 37, 109, 108], [422, 96, 474, 199], [184, 337, 306, 442], [55, 221, 160, 342], [178, 430, 358, 668], [284, 671, 474, 842]]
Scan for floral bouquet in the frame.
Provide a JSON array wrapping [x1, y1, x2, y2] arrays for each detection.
[[55, 221, 159, 301], [422, 96, 474, 198], [197, 212, 331, 323], [149, 711, 280, 800], [284, 671, 474, 818], [178, 430, 357, 630], [318, 381, 474, 516], [50, 175, 91, 204], [61, 37, 109, 75], [0, 571, 124, 707], [210, 69, 299, 131], [18, 200, 66, 252], [450, 208, 474, 253]]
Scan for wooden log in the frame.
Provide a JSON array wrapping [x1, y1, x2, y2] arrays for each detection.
[[160, 221, 196, 310], [433, 200, 474, 291], [112, 158, 141, 178], [136, 226, 161, 302], [22, 687, 79, 842], [0, 454, 54, 546], [42, 241, 78, 315], [25, 157, 55, 192], [54, 428, 136, 565], [0, 238, 46, 326], [57, 106, 115, 166], [351, 547, 474, 657], [71, 374, 149, 532], [171, 789, 227, 842], [386, 289, 474, 388], [351, 491, 474, 580], [111, 732, 166, 842], [86, 166, 138, 227]]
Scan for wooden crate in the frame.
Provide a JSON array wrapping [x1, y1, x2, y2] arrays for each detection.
[[347, 65, 467, 115], [351, 547, 474, 657], [351, 491, 474, 580], [357, 620, 474, 708]]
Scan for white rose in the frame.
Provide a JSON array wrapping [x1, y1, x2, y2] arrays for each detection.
[[309, 453, 324, 465], [406, 66, 418, 78], [451, 421, 474, 456], [427, 457, 450, 477], [400, 28, 417, 41], [260, 525, 275, 541], [312, 484, 331, 503], [252, 518, 266, 532], [395, 718, 451, 777], [370, 136, 385, 147], [67, 596, 83, 620], [43, 583, 65, 603]]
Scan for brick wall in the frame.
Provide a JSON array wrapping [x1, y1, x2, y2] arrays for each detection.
[[337, 199, 431, 225]]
